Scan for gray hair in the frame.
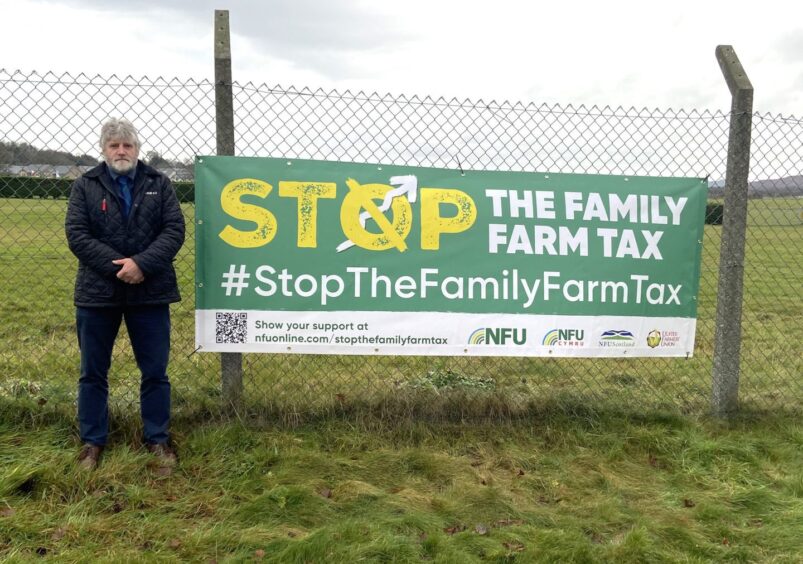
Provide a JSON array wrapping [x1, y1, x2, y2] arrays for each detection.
[[99, 118, 140, 149]]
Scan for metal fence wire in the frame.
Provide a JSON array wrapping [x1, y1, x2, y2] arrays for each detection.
[[0, 69, 800, 422]]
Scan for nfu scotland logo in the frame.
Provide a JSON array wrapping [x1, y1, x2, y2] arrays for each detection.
[[599, 330, 636, 347], [542, 329, 586, 347], [468, 327, 527, 345]]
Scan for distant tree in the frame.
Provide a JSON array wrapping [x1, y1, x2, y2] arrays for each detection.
[[76, 154, 98, 166], [0, 142, 12, 164], [145, 150, 171, 169], [0, 140, 99, 166]]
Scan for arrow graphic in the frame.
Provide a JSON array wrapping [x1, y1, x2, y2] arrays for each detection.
[[336, 175, 418, 253]]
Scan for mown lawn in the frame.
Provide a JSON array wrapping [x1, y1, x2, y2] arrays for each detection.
[[0, 197, 800, 418]]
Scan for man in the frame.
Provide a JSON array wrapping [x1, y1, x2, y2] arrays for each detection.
[[65, 118, 185, 471]]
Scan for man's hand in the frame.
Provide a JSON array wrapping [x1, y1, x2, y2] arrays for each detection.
[[112, 258, 145, 284]]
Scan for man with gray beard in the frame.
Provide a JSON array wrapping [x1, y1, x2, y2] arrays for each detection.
[[65, 118, 185, 473]]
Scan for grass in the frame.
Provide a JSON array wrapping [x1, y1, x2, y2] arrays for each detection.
[[0, 197, 800, 421], [1, 406, 802, 562], [0, 196, 801, 560]]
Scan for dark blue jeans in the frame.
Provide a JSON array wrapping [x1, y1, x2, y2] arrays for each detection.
[[76, 305, 171, 446]]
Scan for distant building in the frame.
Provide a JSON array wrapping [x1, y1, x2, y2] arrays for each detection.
[[3, 163, 192, 181], [157, 166, 195, 181], [2, 164, 94, 178]]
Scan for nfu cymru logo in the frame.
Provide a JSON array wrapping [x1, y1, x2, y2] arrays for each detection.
[[542, 329, 586, 347], [468, 327, 527, 345]]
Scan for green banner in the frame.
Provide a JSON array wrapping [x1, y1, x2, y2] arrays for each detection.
[[195, 156, 707, 356]]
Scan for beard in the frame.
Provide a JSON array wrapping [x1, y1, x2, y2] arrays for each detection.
[[106, 157, 137, 174]]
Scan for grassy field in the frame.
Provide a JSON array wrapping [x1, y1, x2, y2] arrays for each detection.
[[0, 197, 799, 419], [1, 405, 802, 562], [0, 196, 801, 560]]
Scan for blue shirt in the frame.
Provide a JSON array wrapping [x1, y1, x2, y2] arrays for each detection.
[[107, 164, 136, 217], [106, 163, 136, 184]]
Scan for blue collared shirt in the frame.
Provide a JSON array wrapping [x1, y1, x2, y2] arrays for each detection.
[[106, 163, 136, 184], [107, 163, 136, 217]]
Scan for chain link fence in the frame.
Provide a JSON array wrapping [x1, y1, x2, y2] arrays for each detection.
[[0, 69, 800, 424]]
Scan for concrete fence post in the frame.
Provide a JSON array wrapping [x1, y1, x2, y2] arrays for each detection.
[[214, 9, 243, 406], [711, 45, 753, 416]]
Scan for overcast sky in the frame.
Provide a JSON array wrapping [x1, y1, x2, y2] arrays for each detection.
[[2, 0, 802, 117]]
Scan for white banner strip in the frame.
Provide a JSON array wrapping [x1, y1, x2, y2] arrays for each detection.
[[196, 310, 696, 357]]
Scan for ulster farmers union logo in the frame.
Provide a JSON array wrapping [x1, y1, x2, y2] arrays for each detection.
[[646, 330, 662, 348], [468, 327, 527, 345], [542, 329, 586, 347], [647, 329, 680, 348], [599, 329, 636, 347]]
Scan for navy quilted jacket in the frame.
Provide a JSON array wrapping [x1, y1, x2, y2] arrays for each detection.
[[65, 161, 185, 307]]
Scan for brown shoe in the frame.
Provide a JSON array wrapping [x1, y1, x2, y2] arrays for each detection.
[[77, 444, 103, 470], [146, 443, 177, 469]]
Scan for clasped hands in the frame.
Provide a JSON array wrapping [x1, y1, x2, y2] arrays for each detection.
[[112, 258, 144, 284]]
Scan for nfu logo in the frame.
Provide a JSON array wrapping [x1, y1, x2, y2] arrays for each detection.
[[542, 329, 586, 347], [468, 327, 527, 345]]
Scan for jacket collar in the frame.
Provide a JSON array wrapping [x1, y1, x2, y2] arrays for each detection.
[[85, 160, 161, 199]]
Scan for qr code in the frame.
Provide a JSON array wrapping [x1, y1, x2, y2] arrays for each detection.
[[216, 312, 247, 344]]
